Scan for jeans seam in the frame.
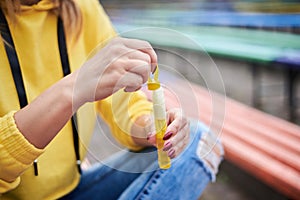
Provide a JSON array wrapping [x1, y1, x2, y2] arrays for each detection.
[[134, 170, 164, 200]]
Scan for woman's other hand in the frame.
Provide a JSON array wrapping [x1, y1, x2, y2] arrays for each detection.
[[147, 108, 190, 159]]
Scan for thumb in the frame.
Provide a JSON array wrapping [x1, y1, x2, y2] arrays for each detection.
[[146, 131, 157, 146]]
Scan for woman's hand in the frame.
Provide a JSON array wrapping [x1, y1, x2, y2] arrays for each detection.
[[71, 37, 157, 109], [147, 108, 190, 159]]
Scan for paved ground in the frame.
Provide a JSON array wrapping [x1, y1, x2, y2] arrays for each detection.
[[199, 160, 287, 200]]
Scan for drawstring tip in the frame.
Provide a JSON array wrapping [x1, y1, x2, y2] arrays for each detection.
[[34, 160, 38, 176], [77, 160, 82, 174]]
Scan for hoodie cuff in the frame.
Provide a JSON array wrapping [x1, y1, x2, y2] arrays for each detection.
[[0, 111, 44, 165]]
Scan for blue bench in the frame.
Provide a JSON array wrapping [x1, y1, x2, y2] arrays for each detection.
[[110, 9, 300, 29]]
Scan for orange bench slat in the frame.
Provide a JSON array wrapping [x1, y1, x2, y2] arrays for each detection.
[[222, 134, 300, 200]]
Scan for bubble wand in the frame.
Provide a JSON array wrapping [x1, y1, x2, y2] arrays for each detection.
[[147, 65, 171, 169]]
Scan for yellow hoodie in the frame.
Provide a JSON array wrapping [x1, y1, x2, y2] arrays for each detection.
[[0, 0, 152, 199]]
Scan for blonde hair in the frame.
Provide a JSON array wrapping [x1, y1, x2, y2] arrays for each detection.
[[0, 0, 82, 40]]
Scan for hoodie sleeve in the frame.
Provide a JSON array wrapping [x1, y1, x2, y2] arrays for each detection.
[[96, 90, 153, 151], [0, 111, 44, 193]]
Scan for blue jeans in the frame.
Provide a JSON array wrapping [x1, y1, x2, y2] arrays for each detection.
[[60, 120, 223, 200]]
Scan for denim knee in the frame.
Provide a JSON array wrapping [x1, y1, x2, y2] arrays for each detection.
[[174, 119, 224, 182]]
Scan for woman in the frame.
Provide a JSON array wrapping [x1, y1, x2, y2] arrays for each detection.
[[0, 0, 223, 199]]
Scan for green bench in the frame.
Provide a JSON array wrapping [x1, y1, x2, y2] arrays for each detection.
[[116, 23, 300, 121], [117, 24, 300, 63]]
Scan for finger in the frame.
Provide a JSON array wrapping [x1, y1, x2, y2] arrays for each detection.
[[167, 125, 190, 158], [164, 122, 189, 150], [126, 50, 151, 64], [146, 132, 156, 147], [165, 110, 188, 137], [119, 72, 143, 92], [123, 38, 157, 71], [143, 115, 155, 135], [167, 136, 186, 159], [118, 59, 150, 89], [124, 86, 142, 92], [125, 60, 151, 83]]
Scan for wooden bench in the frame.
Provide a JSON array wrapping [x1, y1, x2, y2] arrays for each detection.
[[142, 70, 300, 199]]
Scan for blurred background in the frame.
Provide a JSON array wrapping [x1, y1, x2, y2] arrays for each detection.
[[101, 0, 300, 124], [90, 1, 300, 199]]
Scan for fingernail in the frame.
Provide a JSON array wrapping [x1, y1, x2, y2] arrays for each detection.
[[168, 149, 175, 158], [134, 86, 142, 92], [146, 134, 152, 140], [147, 132, 155, 140], [163, 132, 173, 140], [163, 141, 172, 151], [152, 64, 157, 74]]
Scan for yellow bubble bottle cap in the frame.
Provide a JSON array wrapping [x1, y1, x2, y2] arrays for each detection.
[[147, 65, 160, 90]]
